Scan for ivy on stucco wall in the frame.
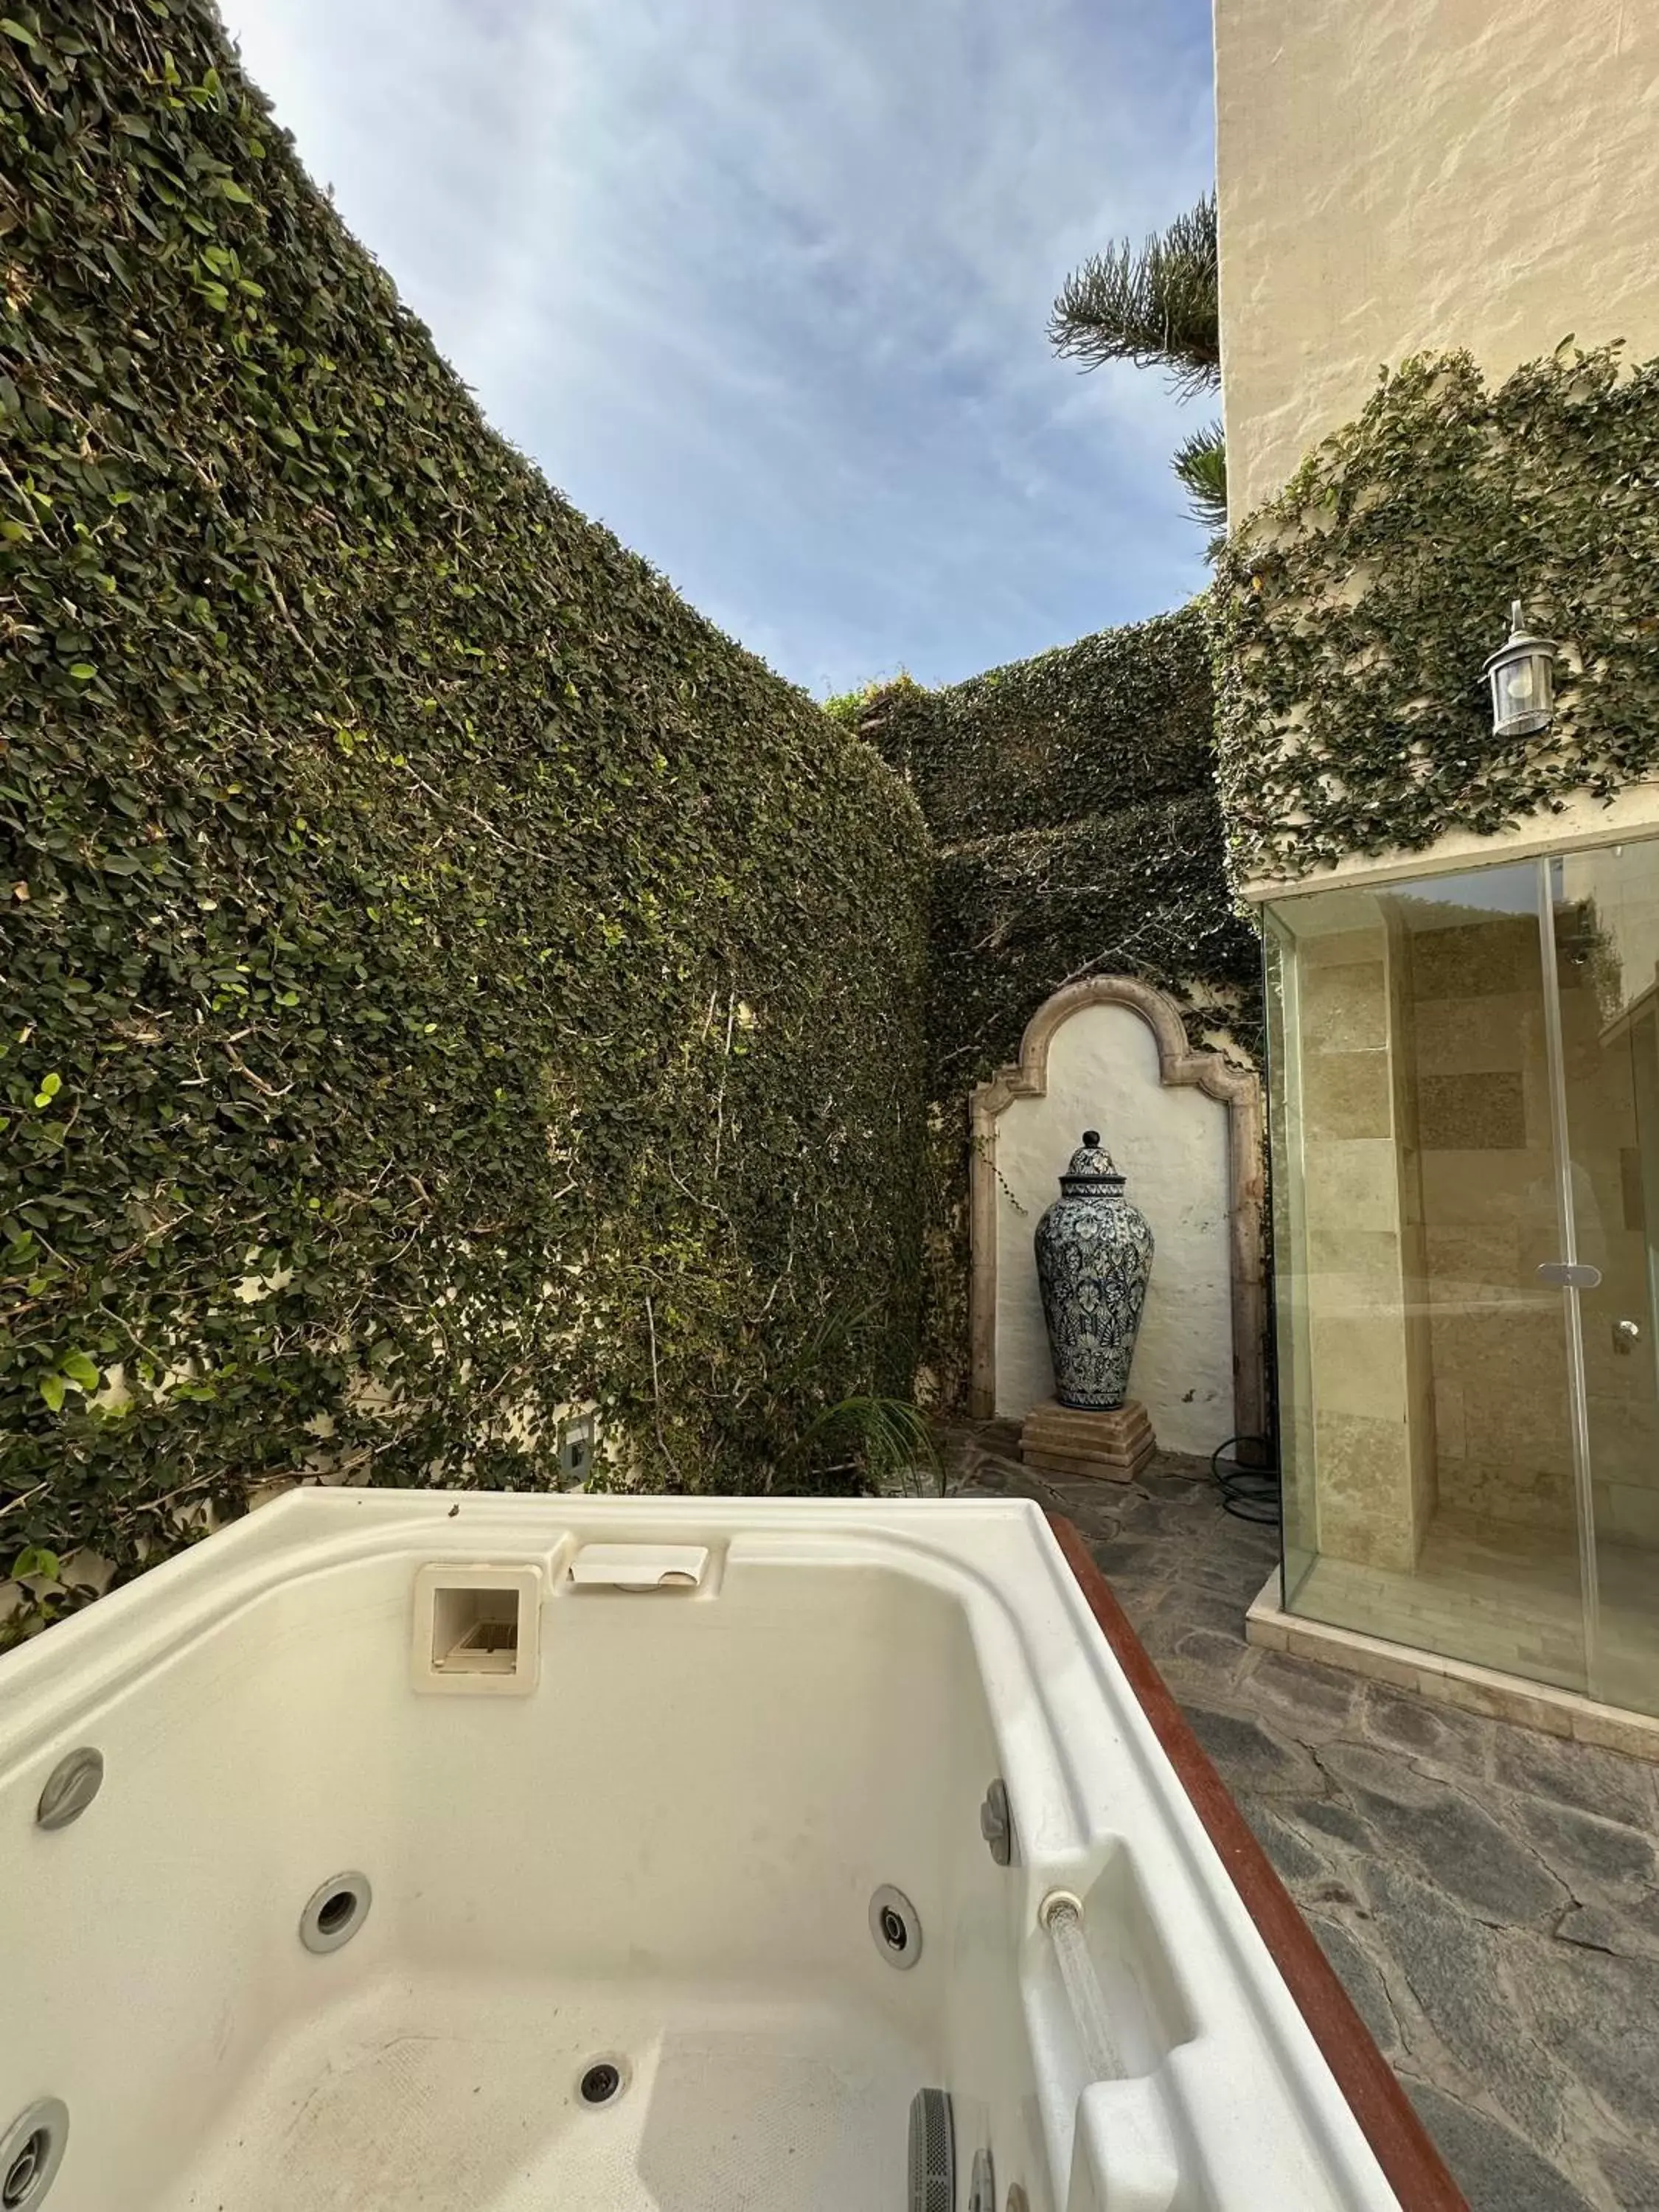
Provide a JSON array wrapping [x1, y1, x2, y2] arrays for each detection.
[[848, 608, 1258, 1408], [1214, 345, 1659, 887], [0, 0, 929, 1641], [853, 611, 1218, 849]]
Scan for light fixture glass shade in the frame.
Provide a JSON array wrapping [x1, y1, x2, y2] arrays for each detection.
[[1484, 599, 1557, 739]]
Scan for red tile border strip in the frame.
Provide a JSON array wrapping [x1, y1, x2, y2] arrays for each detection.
[[1049, 1511, 1467, 2211]]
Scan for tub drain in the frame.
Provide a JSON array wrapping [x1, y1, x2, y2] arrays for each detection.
[[299, 1871, 372, 1954], [578, 2060, 625, 2107], [0, 2101, 68, 2212]]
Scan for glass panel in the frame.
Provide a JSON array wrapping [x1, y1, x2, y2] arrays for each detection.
[[1264, 914, 1315, 1607], [1551, 841, 1659, 1717], [1265, 863, 1590, 1694]]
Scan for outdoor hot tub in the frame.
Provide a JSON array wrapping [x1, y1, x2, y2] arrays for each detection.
[[0, 1492, 1456, 2211]]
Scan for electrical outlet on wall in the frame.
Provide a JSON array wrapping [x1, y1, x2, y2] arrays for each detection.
[[557, 1412, 597, 1483]]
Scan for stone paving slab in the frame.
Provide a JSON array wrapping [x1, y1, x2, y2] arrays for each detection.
[[942, 1422, 1659, 2212]]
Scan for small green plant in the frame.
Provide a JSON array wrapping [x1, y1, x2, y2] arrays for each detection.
[[824, 669, 921, 728], [751, 1297, 941, 1495], [785, 1394, 944, 1497]]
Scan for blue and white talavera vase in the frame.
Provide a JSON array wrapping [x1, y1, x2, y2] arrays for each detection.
[[1034, 1130, 1154, 1411]]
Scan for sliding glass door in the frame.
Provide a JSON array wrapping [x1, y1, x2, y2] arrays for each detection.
[[1551, 844, 1659, 1717], [1267, 835, 1659, 1715], [1265, 859, 1593, 1695]]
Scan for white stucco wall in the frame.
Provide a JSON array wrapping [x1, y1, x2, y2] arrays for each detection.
[[992, 1001, 1234, 1456], [1217, 0, 1659, 520]]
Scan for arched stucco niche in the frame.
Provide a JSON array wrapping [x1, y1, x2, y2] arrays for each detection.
[[967, 976, 1266, 1455]]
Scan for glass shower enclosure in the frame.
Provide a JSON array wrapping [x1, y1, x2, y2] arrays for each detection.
[[1265, 836, 1659, 1718]]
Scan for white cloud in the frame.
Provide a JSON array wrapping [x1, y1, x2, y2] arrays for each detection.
[[220, 0, 1215, 692]]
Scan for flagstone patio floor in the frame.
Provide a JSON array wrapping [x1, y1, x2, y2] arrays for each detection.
[[942, 1421, 1659, 2212]]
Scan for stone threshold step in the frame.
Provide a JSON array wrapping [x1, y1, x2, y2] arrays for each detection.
[[1246, 1570, 1659, 1763]]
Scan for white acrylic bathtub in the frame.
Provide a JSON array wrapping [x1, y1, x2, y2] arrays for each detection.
[[0, 1492, 1443, 2211]]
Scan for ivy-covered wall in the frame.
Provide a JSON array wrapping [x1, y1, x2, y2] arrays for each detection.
[[0, 0, 928, 1638], [846, 606, 1259, 1408], [1215, 345, 1659, 887]]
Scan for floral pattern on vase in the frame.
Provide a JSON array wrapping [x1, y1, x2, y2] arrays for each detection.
[[1033, 1129, 1154, 1411]]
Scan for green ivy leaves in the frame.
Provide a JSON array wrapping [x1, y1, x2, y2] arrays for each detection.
[[38, 1352, 101, 1414], [1215, 344, 1659, 884], [0, 0, 930, 1641], [858, 608, 1216, 849], [853, 607, 1254, 1415]]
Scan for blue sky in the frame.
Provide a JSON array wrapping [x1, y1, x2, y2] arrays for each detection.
[[220, 0, 1217, 697]]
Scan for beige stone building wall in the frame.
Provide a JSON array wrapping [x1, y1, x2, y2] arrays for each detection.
[[1406, 908, 1574, 1537], [1226, 2, 1659, 1691], [1277, 889, 1584, 1573], [1216, 0, 1659, 521], [1282, 917, 1430, 1575]]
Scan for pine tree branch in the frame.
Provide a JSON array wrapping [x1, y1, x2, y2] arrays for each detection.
[[1172, 420, 1228, 533], [1048, 192, 1220, 399]]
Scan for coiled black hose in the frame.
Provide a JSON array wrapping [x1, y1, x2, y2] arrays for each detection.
[[1210, 1435, 1281, 1525]]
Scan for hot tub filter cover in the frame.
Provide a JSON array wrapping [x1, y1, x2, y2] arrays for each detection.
[[905, 2087, 953, 2212]]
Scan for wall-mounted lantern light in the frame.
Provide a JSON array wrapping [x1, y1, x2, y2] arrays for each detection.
[[1483, 599, 1557, 740]]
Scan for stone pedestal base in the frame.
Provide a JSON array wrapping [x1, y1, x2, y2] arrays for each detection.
[[1020, 1397, 1155, 1484]]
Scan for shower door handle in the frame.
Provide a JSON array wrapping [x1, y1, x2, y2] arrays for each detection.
[[1536, 1261, 1602, 1289]]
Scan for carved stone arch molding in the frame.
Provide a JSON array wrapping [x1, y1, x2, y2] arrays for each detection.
[[967, 975, 1267, 1444]]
